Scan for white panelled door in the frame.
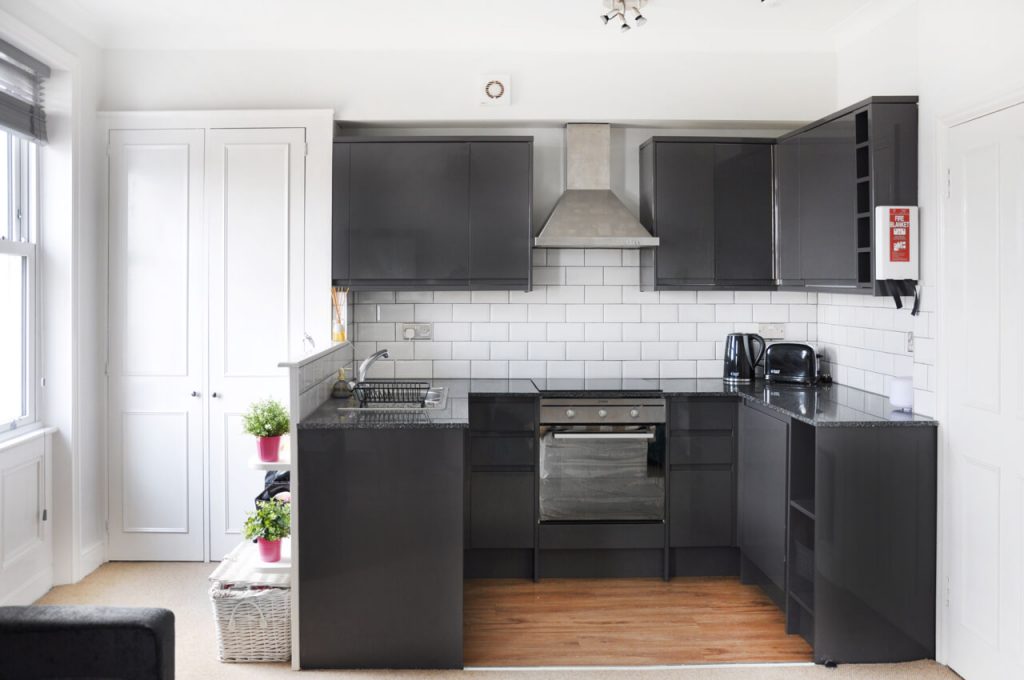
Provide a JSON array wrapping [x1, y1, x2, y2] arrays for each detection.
[[107, 130, 207, 560], [206, 128, 305, 559], [945, 103, 1024, 679]]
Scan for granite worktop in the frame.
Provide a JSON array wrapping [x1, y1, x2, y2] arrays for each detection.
[[298, 377, 934, 430], [297, 379, 537, 430]]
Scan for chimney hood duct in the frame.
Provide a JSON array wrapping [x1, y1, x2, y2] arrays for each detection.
[[534, 123, 659, 249]]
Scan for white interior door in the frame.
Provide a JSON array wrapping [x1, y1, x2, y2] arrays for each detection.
[[944, 102, 1024, 679], [206, 128, 305, 559], [107, 129, 207, 561]]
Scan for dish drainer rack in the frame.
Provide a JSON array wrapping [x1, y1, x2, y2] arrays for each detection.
[[352, 381, 430, 407]]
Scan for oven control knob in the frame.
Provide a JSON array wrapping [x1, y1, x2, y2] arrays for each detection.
[[565, 409, 576, 419], [630, 409, 640, 418], [598, 409, 608, 418]]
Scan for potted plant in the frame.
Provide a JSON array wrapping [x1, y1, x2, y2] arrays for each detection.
[[243, 498, 291, 562], [243, 398, 290, 462]]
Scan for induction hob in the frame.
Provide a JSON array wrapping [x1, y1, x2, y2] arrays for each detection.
[[530, 378, 663, 399]]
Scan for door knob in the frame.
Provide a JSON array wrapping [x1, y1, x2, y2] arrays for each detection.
[[212, 392, 221, 399], [191, 391, 200, 398]]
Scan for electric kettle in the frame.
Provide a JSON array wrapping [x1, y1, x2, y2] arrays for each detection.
[[722, 333, 766, 384]]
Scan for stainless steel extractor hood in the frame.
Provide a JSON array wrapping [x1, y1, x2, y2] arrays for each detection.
[[534, 123, 659, 249]]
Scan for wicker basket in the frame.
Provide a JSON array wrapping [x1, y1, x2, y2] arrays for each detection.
[[210, 583, 291, 663]]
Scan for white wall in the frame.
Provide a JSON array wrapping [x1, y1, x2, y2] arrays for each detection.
[[824, 0, 1024, 418], [0, 1, 105, 584], [98, 48, 837, 124]]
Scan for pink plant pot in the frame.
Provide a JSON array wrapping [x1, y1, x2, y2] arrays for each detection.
[[257, 537, 282, 563], [257, 435, 282, 462]]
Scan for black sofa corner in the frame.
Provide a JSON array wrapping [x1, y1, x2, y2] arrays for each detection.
[[0, 605, 174, 680]]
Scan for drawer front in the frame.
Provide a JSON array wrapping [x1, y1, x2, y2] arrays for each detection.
[[538, 523, 665, 550], [470, 435, 536, 468], [670, 398, 737, 431], [470, 397, 537, 433], [670, 433, 734, 466]]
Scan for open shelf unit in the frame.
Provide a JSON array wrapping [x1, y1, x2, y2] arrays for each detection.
[[786, 420, 816, 646], [854, 108, 872, 288]]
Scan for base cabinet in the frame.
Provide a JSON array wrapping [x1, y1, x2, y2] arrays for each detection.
[[669, 469, 733, 547], [737, 403, 789, 596], [469, 470, 534, 549]]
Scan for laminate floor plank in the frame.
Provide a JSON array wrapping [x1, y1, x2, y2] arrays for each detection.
[[464, 577, 813, 666]]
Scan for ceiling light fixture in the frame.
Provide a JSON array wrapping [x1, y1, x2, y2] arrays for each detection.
[[601, 0, 648, 31]]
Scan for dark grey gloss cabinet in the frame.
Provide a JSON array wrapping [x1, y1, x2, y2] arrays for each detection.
[[465, 396, 539, 579], [737, 402, 789, 599], [639, 139, 774, 290], [333, 137, 533, 291], [776, 97, 918, 292]]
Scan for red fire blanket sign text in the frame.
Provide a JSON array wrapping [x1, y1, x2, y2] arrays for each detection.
[[889, 208, 911, 263]]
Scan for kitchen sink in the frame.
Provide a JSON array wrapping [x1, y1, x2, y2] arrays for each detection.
[[336, 384, 448, 412]]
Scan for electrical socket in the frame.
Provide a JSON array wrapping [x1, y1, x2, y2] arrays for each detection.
[[759, 323, 785, 340], [400, 323, 433, 341], [906, 331, 915, 353]]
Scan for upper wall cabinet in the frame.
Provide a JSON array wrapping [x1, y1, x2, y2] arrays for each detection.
[[333, 137, 533, 291], [776, 97, 918, 292], [638, 139, 775, 291]]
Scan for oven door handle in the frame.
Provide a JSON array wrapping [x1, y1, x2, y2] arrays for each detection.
[[551, 433, 655, 440]]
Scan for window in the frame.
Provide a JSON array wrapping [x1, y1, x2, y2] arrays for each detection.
[[0, 130, 37, 433]]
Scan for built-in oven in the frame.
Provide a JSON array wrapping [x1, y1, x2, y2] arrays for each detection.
[[538, 398, 667, 522]]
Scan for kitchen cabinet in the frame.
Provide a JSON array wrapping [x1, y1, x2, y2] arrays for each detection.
[[298, 427, 464, 669], [737, 402, 789, 601], [668, 397, 738, 576], [639, 139, 774, 290], [465, 396, 538, 578], [776, 97, 918, 292], [333, 136, 533, 291]]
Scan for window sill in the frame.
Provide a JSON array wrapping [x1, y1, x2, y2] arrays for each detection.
[[0, 425, 56, 455]]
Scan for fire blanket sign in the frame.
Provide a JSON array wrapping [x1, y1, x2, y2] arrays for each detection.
[[888, 208, 911, 262]]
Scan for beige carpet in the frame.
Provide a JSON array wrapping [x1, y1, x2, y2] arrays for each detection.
[[37, 563, 959, 680]]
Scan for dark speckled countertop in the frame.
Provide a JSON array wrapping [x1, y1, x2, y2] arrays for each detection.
[[298, 377, 935, 430]]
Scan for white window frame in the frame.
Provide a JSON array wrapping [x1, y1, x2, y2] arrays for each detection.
[[0, 131, 39, 440]]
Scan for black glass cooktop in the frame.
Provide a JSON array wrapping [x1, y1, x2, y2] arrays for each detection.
[[531, 378, 663, 399]]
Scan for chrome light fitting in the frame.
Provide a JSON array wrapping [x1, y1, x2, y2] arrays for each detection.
[[601, 0, 647, 32]]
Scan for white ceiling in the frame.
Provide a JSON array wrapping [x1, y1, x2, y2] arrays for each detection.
[[30, 0, 883, 52]]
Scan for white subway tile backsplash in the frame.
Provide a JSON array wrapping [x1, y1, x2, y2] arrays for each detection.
[[642, 304, 677, 323], [490, 304, 528, 322], [566, 304, 604, 322], [545, 286, 585, 304], [344, 249, 934, 405], [547, 323, 586, 341], [584, 249, 621, 266], [622, 323, 660, 341], [453, 304, 491, 322], [565, 267, 604, 285], [397, 291, 434, 303], [585, 361, 622, 378], [604, 342, 641, 360], [414, 304, 453, 322], [604, 305, 642, 322], [471, 361, 508, 379], [532, 267, 565, 286], [603, 266, 638, 286], [452, 342, 490, 360], [566, 342, 604, 360], [546, 249, 584, 266], [528, 342, 566, 361], [508, 322, 548, 341], [528, 304, 566, 322], [490, 342, 528, 360], [584, 286, 622, 304], [472, 323, 509, 341]]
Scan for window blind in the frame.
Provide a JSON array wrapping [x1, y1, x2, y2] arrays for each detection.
[[0, 38, 50, 143]]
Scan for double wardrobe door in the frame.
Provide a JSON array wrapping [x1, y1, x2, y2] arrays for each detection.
[[108, 127, 306, 561]]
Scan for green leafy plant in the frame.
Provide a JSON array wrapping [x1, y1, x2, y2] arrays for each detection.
[[242, 398, 290, 438], [242, 499, 291, 542]]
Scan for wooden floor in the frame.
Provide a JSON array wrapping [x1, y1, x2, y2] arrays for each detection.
[[464, 577, 813, 667]]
